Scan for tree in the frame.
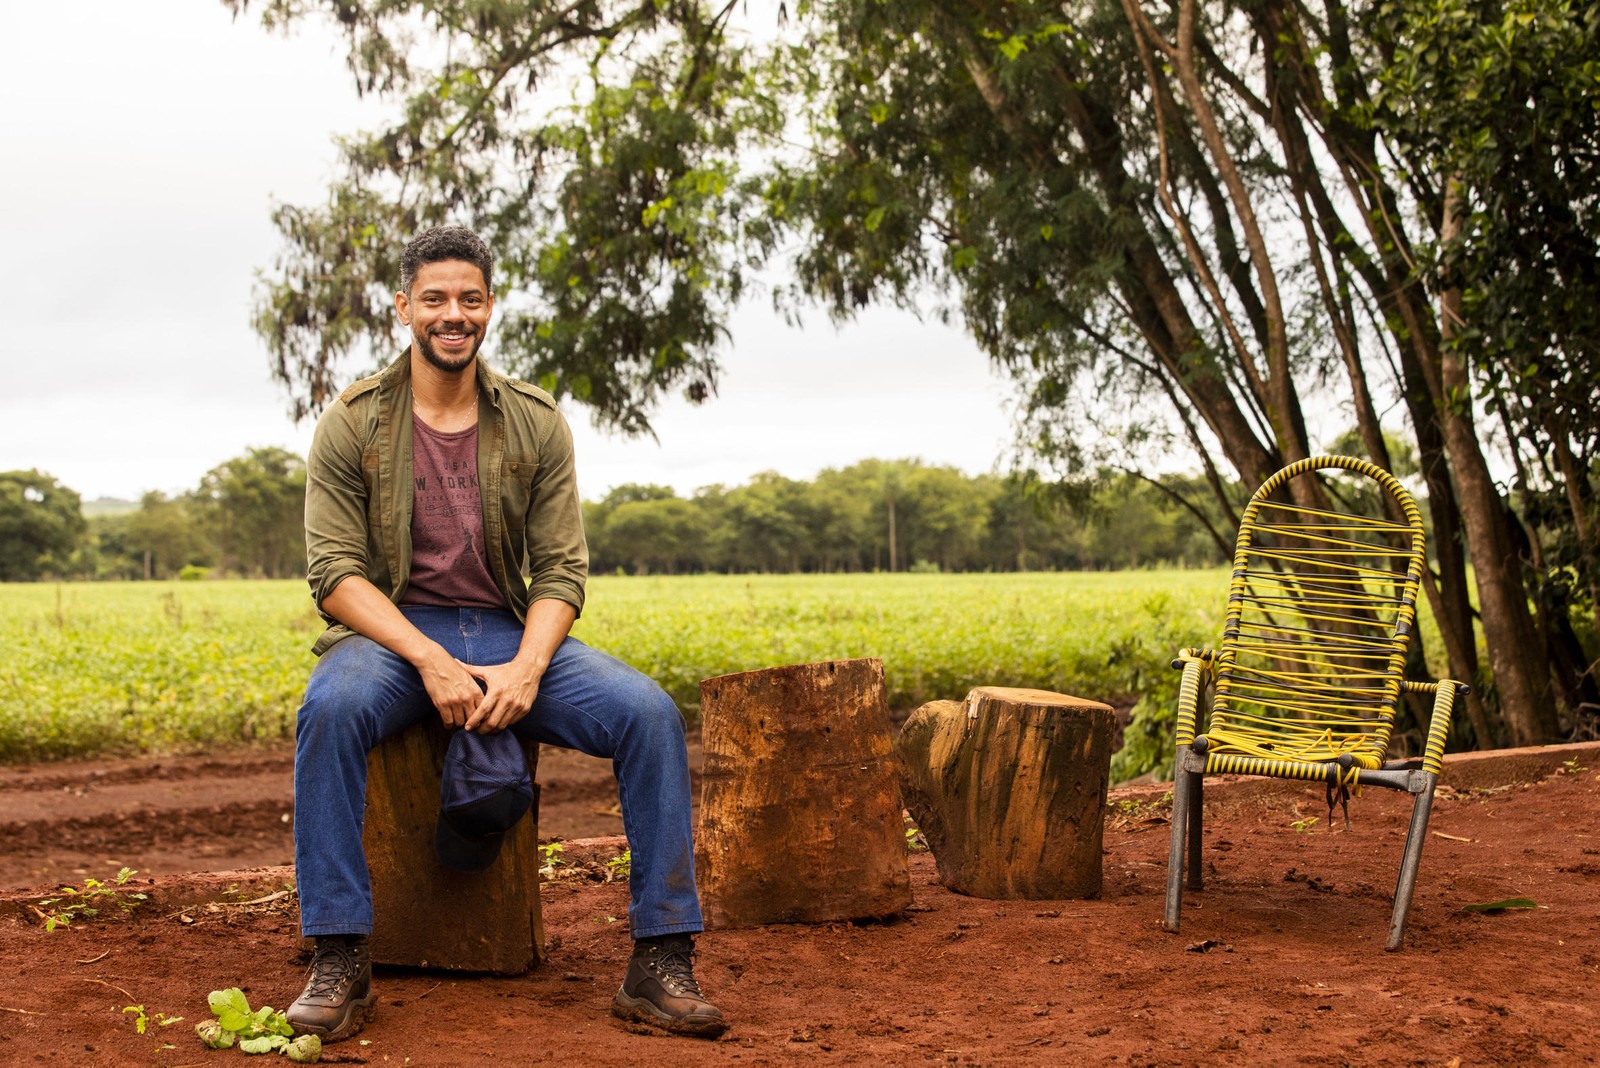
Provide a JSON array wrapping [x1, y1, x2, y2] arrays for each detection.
[[126, 492, 213, 580], [0, 470, 86, 581], [1367, 0, 1600, 726], [231, 0, 1595, 744], [603, 496, 710, 574], [192, 448, 308, 578]]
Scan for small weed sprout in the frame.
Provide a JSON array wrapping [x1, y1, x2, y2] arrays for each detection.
[[38, 867, 146, 931], [903, 816, 928, 853], [605, 849, 632, 881], [539, 842, 566, 877], [123, 1005, 183, 1035], [1290, 817, 1319, 833], [1561, 758, 1587, 774]]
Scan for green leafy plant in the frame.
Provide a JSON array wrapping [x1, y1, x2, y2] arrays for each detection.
[[123, 1004, 183, 1035], [37, 867, 147, 931], [538, 841, 566, 877], [195, 988, 321, 1061], [1289, 817, 1320, 834], [604, 849, 632, 881], [903, 818, 928, 853]]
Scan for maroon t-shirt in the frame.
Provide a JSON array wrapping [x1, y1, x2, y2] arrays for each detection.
[[400, 416, 508, 609]]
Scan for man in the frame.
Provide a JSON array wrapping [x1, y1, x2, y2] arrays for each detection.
[[287, 225, 725, 1041]]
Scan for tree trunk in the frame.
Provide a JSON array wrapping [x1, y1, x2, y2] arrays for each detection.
[[696, 658, 912, 928], [895, 687, 1113, 899], [362, 720, 544, 974], [1439, 179, 1562, 745]]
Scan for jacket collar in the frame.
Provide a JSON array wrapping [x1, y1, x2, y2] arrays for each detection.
[[377, 350, 504, 406]]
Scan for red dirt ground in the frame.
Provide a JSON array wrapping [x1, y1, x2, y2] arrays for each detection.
[[2, 740, 1598, 1066]]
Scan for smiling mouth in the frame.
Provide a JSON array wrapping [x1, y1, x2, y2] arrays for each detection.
[[432, 329, 474, 345]]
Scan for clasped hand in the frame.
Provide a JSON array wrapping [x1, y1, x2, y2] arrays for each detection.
[[419, 654, 540, 734]]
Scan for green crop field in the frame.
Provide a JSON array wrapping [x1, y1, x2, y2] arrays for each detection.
[[2, 572, 1234, 767]]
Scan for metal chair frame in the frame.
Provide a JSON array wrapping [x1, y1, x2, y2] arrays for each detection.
[[1161, 455, 1468, 950]]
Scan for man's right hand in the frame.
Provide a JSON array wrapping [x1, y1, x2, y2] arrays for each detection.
[[416, 649, 485, 728], [322, 576, 486, 726]]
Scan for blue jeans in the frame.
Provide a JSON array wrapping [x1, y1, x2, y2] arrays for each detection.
[[293, 606, 703, 941]]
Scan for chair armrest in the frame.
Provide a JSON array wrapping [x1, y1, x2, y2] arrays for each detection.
[[1172, 648, 1216, 747], [1418, 679, 1468, 775]]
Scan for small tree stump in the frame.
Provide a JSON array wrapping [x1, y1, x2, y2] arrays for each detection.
[[896, 686, 1113, 899], [361, 720, 545, 973], [697, 658, 912, 928]]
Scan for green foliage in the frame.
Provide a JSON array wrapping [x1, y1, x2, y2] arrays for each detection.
[[538, 841, 566, 877], [0, 573, 1251, 780], [0, 582, 315, 761], [191, 447, 308, 580], [197, 988, 319, 1060], [1368, 0, 1600, 688], [605, 849, 632, 880], [570, 572, 1227, 731], [583, 460, 1230, 575], [0, 470, 86, 581], [36, 867, 147, 931], [124, 1005, 184, 1035]]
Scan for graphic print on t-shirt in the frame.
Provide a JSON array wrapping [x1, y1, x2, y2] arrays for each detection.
[[402, 417, 507, 609]]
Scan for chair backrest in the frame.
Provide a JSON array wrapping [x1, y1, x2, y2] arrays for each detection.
[[1204, 456, 1426, 768]]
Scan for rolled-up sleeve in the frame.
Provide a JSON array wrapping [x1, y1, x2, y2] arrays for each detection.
[[525, 407, 588, 615], [304, 402, 370, 611]]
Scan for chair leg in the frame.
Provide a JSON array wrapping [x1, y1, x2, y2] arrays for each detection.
[[1186, 772, 1204, 891], [1164, 746, 1196, 932], [1387, 772, 1437, 951]]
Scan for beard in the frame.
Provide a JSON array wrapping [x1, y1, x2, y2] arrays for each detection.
[[414, 324, 484, 373]]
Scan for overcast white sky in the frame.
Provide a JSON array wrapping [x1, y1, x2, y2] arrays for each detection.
[[0, 2, 1016, 505]]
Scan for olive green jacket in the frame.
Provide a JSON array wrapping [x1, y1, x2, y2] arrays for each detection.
[[303, 355, 588, 655]]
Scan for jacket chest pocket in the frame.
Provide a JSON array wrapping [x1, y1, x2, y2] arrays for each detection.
[[501, 458, 539, 525]]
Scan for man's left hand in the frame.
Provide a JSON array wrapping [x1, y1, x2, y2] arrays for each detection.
[[459, 661, 541, 733]]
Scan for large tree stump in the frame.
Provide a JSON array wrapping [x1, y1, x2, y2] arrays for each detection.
[[896, 686, 1113, 899], [697, 658, 912, 928], [361, 720, 545, 973]]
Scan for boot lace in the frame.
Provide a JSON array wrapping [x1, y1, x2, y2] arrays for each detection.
[[647, 944, 705, 999], [305, 942, 360, 999]]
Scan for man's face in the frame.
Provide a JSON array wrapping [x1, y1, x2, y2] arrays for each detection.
[[395, 259, 495, 374]]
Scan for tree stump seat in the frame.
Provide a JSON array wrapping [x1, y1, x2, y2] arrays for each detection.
[[896, 686, 1114, 900], [359, 720, 545, 973], [696, 658, 913, 928]]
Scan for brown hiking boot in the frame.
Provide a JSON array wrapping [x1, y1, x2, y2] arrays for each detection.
[[286, 935, 376, 1043], [611, 935, 728, 1037]]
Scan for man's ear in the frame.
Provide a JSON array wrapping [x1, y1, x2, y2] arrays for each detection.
[[394, 289, 411, 326]]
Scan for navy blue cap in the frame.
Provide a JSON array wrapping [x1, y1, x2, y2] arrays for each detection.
[[435, 728, 534, 872]]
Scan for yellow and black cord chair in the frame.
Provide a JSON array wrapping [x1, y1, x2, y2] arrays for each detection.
[[1163, 455, 1468, 951]]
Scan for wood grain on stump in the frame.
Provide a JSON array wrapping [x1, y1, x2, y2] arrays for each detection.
[[697, 658, 913, 928], [362, 720, 545, 973], [896, 686, 1113, 900]]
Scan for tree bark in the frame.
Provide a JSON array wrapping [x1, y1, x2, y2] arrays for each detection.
[[1438, 179, 1562, 745], [362, 720, 544, 974], [896, 687, 1113, 900], [696, 658, 912, 928]]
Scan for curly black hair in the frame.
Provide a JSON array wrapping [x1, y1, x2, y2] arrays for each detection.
[[399, 225, 493, 296]]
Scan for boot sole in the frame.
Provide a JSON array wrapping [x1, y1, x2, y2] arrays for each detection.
[[612, 991, 728, 1038], [293, 992, 378, 1044]]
